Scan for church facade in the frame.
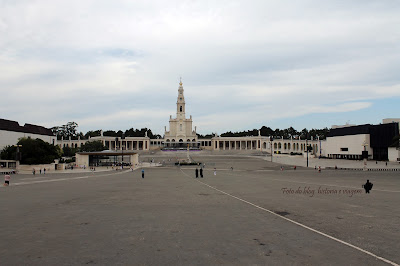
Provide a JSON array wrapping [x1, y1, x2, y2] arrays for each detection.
[[163, 80, 198, 148]]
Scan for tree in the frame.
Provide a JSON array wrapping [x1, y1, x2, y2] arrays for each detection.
[[79, 141, 107, 152], [63, 146, 78, 157], [1, 138, 61, 164], [84, 130, 102, 139], [390, 135, 400, 147], [51, 122, 79, 139]]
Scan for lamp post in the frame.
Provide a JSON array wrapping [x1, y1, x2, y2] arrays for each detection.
[[121, 133, 125, 168], [13, 145, 22, 161], [362, 140, 368, 171], [270, 136, 273, 162], [306, 135, 309, 168]]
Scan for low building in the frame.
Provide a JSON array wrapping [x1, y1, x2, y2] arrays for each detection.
[[75, 150, 139, 168], [323, 121, 399, 161], [0, 118, 56, 150]]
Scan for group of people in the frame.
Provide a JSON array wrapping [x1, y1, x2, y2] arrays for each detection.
[[32, 168, 46, 175], [194, 168, 204, 178]]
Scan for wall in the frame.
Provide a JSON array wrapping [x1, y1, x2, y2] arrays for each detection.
[[388, 147, 400, 162], [75, 154, 89, 167], [0, 130, 56, 150], [325, 134, 373, 157], [18, 163, 56, 173]]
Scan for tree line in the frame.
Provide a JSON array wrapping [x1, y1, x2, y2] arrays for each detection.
[[51, 122, 162, 140], [197, 126, 329, 140], [0, 138, 107, 164]]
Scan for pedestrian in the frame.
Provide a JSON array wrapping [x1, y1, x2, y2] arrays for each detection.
[[44, 168, 46, 175], [214, 168, 216, 176], [40, 168, 42, 174], [195, 168, 199, 178], [4, 174, 10, 186], [294, 165, 296, 170], [32, 168, 36, 175], [363, 179, 373, 193], [318, 166, 321, 173], [386, 162, 388, 166], [142, 169, 144, 178], [200, 168, 203, 178]]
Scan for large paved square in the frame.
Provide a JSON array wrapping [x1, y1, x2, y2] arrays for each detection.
[[1, 154, 399, 265]]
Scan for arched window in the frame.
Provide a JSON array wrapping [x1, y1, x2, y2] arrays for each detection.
[[180, 124, 182, 131], [166, 139, 170, 142], [288, 143, 291, 150], [192, 139, 195, 142], [180, 106, 183, 112], [284, 143, 287, 150], [187, 139, 191, 142], [274, 143, 277, 149], [278, 143, 281, 149]]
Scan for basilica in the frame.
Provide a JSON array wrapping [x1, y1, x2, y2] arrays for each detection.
[[163, 79, 198, 149]]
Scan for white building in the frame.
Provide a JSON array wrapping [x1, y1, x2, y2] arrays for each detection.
[[0, 118, 56, 150], [322, 121, 399, 161], [164, 79, 198, 148]]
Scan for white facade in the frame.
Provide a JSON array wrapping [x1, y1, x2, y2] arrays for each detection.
[[388, 147, 400, 162], [324, 134, 372, 159], [57, 135, 150, 151], [0, 129, 56, 151], [164, 80, 198, 147]]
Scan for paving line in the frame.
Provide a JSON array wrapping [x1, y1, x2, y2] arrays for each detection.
[[180, 168, 399, 266], [1, 170, 130, 187]]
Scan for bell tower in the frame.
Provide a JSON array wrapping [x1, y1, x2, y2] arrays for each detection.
[[177, 77, 186, 119]]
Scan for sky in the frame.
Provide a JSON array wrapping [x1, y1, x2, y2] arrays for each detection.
[[1, 0, 399, 135]]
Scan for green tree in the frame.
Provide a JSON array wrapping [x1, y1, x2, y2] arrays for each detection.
[[62, 146, 78, 157], [1, 138, 60, 164], [51, 121, 79, 139], [79, 141, 107, 152], [84, 130, 102, 139]]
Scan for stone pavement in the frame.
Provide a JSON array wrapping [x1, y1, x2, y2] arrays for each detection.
[[1, 154, 399, 265]]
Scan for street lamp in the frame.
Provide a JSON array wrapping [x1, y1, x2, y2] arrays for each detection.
[[306, 134, 309, 168], [121, 133, 125, 168], [13, 145, 22, 161], [362, 140, 368, 171], [270, 136, 273, 162]]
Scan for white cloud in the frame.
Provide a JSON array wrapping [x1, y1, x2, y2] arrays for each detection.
[[0, 0, 399, 134]]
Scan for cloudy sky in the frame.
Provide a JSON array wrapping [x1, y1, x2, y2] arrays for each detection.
[[1, 0, 399, 135]]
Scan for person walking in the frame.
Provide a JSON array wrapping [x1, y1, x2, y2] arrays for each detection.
[[363, 180, 373, 193], [214, 168, 216, 176], [141, 169, 145, 178], [4, 174, 10, 186], [43, 168, 46, 175], [32, 168, 36, 175], [200, 168, 203, 178], [195, 168, 199, 178], [40, 168, 42, 174]]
